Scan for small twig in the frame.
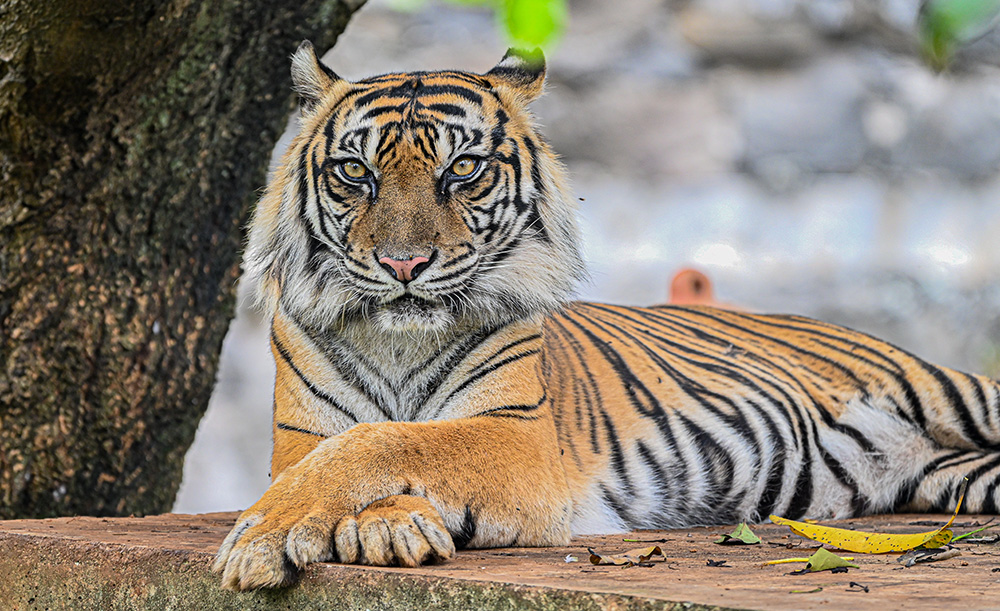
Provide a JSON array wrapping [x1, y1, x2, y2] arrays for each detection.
[[622, 537, 669, 543]]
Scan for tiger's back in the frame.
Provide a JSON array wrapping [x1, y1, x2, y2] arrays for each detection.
[[544, 302, 1000, 532]]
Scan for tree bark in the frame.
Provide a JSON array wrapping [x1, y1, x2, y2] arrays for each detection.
[[0, 0, 364, 519]]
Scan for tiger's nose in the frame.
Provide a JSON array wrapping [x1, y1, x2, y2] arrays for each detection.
[[378, 255, 431, 283]]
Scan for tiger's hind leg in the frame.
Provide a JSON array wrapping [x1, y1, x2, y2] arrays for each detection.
[[818, 391, 1000, 517], [899, 449, 1000, 514], [884, 368, 1000, 513]]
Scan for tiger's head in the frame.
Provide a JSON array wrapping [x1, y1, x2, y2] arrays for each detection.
[[244, 42, 585, 334]]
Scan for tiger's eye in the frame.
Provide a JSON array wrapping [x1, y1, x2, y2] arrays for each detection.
[[341, 160, 368, 179], [450, 156, 478, 177]]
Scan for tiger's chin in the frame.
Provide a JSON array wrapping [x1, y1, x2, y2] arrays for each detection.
[[374, 295, 455, 333]]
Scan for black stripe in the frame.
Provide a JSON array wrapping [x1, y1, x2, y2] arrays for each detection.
[[747, 400, 787, 519], [981, 471, 1000, 514], [361, 104, 404, 121], [960, 372, 990, 428], [522, 202, 551, 243], [442, 349, 541, 405], [418, 324, 510, 416], [816, 435, 865, 516], [465, 165, 502, 203], [474, 393, 545, 418], [413, 84, 483, 105], [919, 362, 993, 449], [936, 450, 989, 471], [635, 441, 667, 487], [353, 83, 416, 107], [412, 131, 435, 160], [428, 260, 476, 286], [375, 127, 402, 166], [673, 412, 737, 514], [491, 108, 508, 149], [522, 135, 545, 203], [425, 103, 466, 117], [468, 334, 542, 376], [275, 421, 327, 438], [784, 452, 815, 519], [288, 310, 400, 416], [963, 452, 1000, 491], [601, 410, 636, 498], [543, 317, 606, 456], [893, 449, 968, 509], [271, 330, 361, 423], [599, 484, 630, 524], [440, 242, 476, 270], [452, 506, 477, 550], [480, 411, 541, 420]]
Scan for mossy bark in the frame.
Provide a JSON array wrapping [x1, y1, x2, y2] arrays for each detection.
[[0, 0, 365, 518]]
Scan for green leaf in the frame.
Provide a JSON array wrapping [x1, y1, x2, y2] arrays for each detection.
[[793, 548, 859, 574], [502, 0, 567, 49], [951, 519, 997, 542], [714, 522, 761, 545], [918, 0, 1000, 70]]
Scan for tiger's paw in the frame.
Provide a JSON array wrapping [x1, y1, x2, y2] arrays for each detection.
[[334, 495, 455, 567], [213, 505, 344, 590]]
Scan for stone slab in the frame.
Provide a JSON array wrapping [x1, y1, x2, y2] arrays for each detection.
[[2, 512, 999, 610]]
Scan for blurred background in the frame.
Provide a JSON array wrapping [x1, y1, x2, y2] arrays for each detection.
[[173, 0, 1000, 513]]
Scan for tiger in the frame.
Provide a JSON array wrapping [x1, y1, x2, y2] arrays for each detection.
[[213, 41, 1000, 590]]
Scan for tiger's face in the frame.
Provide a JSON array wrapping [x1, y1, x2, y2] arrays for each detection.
[[245, 44, 584, 334]]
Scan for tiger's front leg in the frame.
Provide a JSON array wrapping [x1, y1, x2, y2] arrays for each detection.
[[212, 415, 571, 590]]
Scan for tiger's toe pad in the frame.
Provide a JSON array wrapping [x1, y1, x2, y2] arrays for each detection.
[[334, 495, 455, 566]]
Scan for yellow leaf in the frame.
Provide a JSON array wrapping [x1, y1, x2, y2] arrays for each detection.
[[769, 479, 967, 554]]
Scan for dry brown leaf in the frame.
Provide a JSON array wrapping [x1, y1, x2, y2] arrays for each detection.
[[588, 545, 665, 567]]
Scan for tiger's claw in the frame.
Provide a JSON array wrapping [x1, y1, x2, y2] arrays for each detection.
[[335, 495, 455, 567], [214, 522, 300, 591]]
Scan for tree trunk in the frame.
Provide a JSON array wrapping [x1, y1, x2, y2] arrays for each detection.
[[0, 0, 365, 519]]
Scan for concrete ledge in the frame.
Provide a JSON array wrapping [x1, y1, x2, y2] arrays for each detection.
[[1, 512, 998, 610]]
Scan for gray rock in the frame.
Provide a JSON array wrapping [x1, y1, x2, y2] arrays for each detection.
[[732, 57, 869, 175], [891, 79, 1000, 178]]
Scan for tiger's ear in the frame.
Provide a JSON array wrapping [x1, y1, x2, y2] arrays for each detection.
[[486, 48, 546, 102], [290, 40, 343, 112]]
